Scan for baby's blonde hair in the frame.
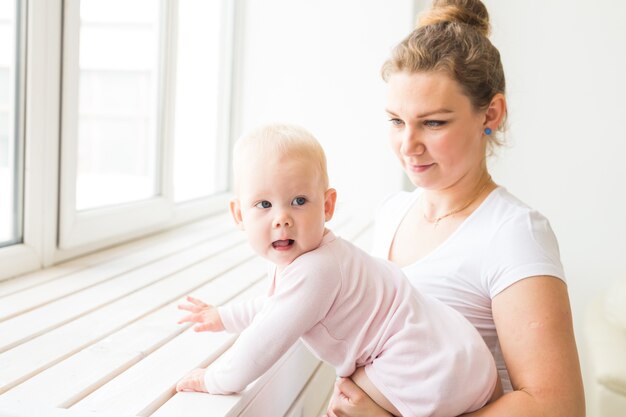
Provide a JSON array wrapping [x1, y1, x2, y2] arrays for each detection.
[[232, 123, 329, 193]]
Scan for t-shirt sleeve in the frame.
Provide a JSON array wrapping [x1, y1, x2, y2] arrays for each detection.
[[483, 210, 566, 298], [203, 252, 341, 394]]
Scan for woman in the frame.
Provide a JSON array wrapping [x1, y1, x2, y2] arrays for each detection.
[[326, 0, 585, 416]]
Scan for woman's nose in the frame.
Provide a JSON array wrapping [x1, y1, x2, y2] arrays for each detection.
[[399, 129, 426, 156]]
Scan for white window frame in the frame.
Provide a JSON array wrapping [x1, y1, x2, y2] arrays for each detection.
[[0, 0, 239, 280], [0, 0, 40, 279]]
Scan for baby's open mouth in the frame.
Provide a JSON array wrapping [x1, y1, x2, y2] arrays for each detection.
[[272, 239, 294, 249]]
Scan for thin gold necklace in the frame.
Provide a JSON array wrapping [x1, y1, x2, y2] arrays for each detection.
[[423, 175, 493, 227]]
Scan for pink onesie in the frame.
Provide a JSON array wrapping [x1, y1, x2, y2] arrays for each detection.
[[208, 230, 497, 417]]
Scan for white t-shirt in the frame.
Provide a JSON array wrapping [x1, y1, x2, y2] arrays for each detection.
[[371, 186, 566, 392]]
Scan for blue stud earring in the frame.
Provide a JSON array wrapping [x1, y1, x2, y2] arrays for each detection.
[[484, 127, 492, 135]]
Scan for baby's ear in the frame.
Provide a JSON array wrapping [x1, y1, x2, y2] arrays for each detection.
[[229, 198, 244, 230], [323, 188, 337, 222]]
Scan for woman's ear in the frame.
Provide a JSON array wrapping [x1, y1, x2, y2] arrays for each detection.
[[483, 93, 507, 131], [324, 188, 338, 222], [229, 198, 244, 230]]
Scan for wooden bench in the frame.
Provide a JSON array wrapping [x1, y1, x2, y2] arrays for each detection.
[[0, 208, 373, 417]]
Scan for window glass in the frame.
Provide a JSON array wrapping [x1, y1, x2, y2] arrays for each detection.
[[173, 0, 225, 202], [0, 0, 21, 247], [76, 0, 161, 210]]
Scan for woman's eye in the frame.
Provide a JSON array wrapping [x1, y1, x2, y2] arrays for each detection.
[[292, 197, 306, 206], [388, 118, 403, 126], [424, 120, 446, 128], [255, 201, 271, 209]]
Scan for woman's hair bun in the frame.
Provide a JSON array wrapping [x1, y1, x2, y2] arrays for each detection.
[[417, 0, 490, 37]]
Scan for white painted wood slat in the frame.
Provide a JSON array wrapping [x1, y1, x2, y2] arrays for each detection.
[[0, 231, 243, 353], [0, 401, 139, 417], [0, 215, 230, 299], [0, 257, 266, 409], [0, 216, 236, 322], [70, 281, 267, 416], [0, 242, 255, 394], [283, 362, 336, 417]]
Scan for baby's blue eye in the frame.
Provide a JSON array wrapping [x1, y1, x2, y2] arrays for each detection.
[[292, 197, 306, 206], [255, 200, 271, 209]]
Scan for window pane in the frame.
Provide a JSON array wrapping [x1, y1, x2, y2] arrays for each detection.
[[0, 0, 21, 247], [76, 0, 161, 210], [173, 0, 224, 202]]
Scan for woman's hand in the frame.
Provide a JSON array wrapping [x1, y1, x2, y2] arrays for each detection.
[[324, 377, 393, 417], [177, 295, 225, 332], [176, 368, 208, 392]]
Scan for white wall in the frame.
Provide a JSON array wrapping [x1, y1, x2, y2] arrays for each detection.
[[484, 0, 626, 409], [237, 0, 413, 218]]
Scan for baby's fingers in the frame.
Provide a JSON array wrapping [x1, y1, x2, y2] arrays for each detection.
[[177, 313, 202, 325], [176, 377, 198, 392], [186, 296, 208, 307], [177, 303, 201, 313], [176, 368, 207, 392]]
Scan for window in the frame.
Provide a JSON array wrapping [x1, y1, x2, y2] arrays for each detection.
[[59, 0, 234, 249], [0, 0, 237, 280], [0, 0, 23, 249], [75, 0, 162, 211]]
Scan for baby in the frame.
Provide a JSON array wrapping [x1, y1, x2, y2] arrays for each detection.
[[176, 124, 501, 417]]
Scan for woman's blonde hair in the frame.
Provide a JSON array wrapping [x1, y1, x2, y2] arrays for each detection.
[[382, 0, 506, 149], [232, 123, 329, 192]]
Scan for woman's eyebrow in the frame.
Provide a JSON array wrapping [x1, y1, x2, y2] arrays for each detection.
[[385, 108, 454, 118]]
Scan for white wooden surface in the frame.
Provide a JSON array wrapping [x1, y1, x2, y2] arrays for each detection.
[[0, 210, 372, 417]]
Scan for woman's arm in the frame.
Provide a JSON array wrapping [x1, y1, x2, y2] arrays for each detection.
[[327, 275, 585, 417], [463, 275, 585, 417]]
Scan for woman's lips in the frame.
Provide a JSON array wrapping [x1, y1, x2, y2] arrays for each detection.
[[408, 162, 435, 173], [272, 239, 294, 250]]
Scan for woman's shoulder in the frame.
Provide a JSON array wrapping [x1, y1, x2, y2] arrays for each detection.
[[481, 187, 561, 260], [479, 188, 566, 295], [482, 187, 551, 228]]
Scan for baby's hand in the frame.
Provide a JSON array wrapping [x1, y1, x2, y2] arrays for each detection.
[[177, 296, 225, 332], [176, 368, 208, 393]]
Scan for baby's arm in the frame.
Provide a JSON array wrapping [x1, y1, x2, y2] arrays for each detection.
[[198, 262, 340, 394], [177, 295, 267, 333], [175, 295, 265, 393]]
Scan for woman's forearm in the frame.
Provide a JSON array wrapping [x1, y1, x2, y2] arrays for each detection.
[[462, 389, 585, 417]]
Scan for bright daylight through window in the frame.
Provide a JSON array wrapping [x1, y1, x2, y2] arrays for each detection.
[[76, 0, 161, 210], [0, 0, 21, 248], [173, 0, 225, 202]]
